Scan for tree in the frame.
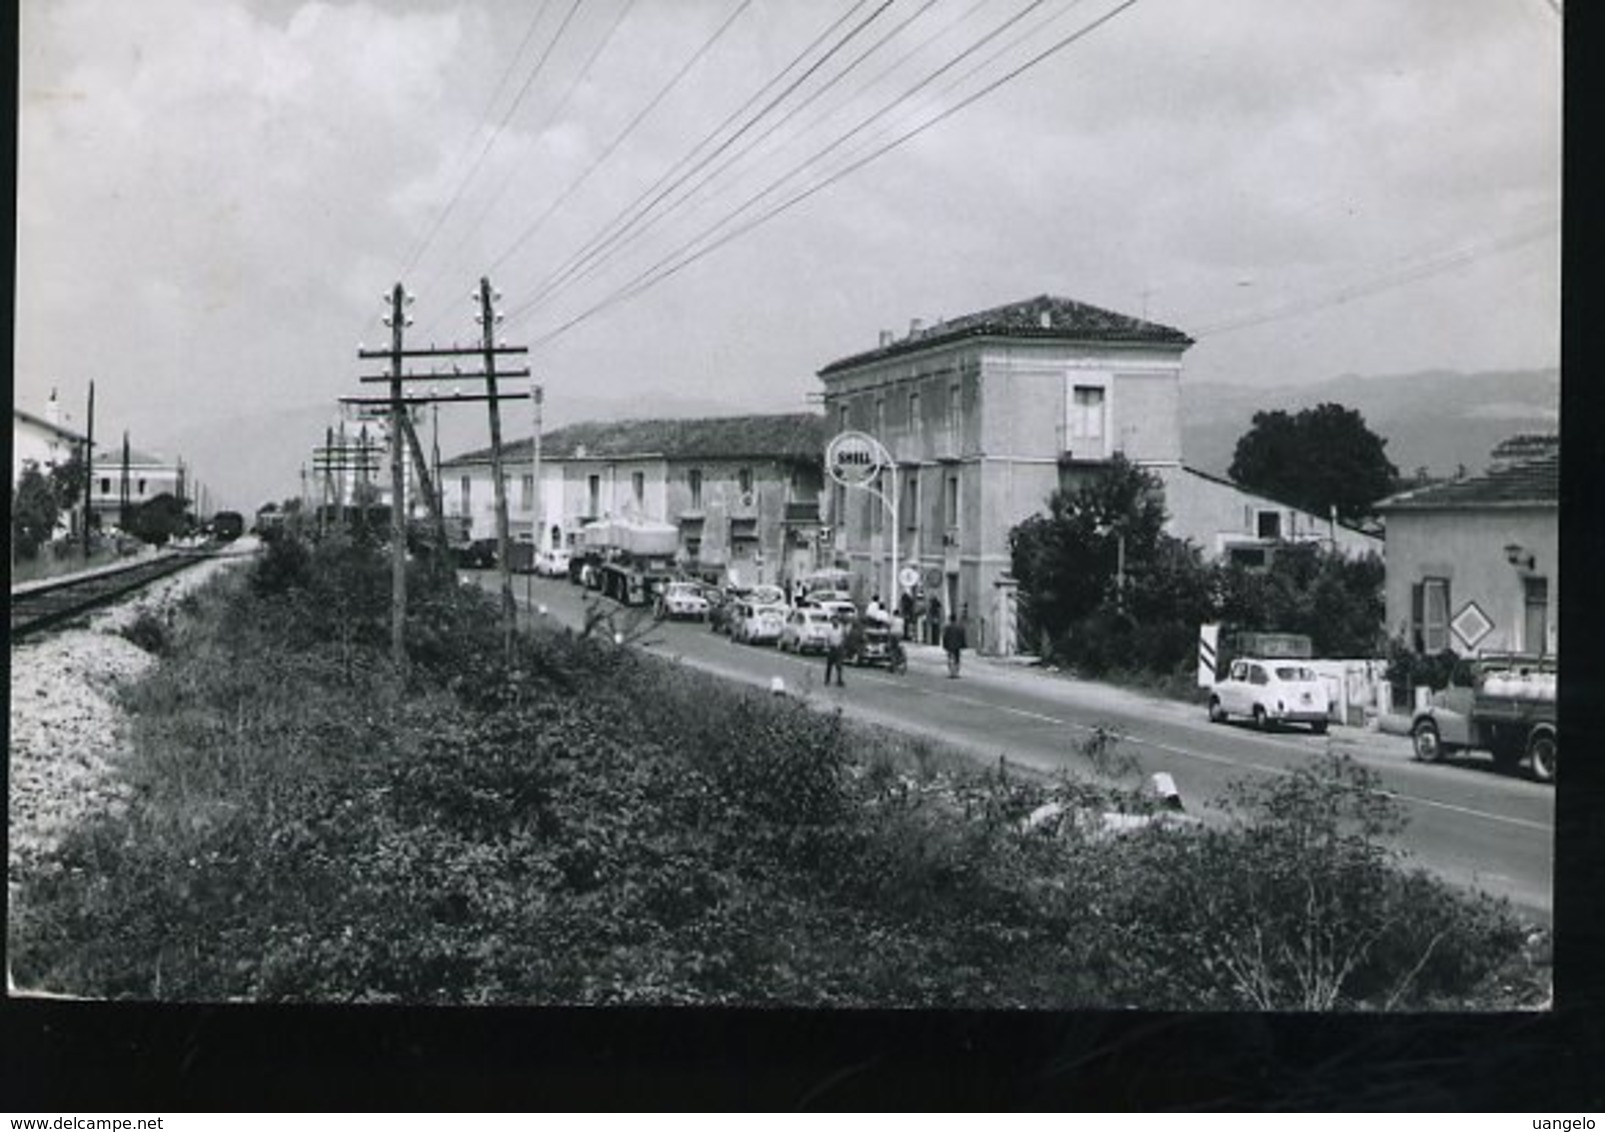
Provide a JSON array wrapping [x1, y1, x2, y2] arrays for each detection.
[[12, 462, 60, 559], [1214, 543, 1385, 657], [126, 492, 191, 547], [1008, 454, 1176, 651], [1228, 403, 1398, 523]]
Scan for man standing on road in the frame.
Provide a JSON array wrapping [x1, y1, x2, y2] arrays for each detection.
[[823, 614, 846, 687], [925, 594, 942, 646], [941, 615, 967, 678], [899, 590, 916, 641]]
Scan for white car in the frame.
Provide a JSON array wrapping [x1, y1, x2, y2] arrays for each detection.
[[535, 548, 571, 577], [732, 600, 786, 646], [1208, 658, 1331, 733], [656, 580, 710, 621], [779, 607, 836, 654]]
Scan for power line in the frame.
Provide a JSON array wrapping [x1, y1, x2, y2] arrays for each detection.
[[519, 0, 951, 315], [484, 0, 759, 280], [512, 0, 1071, 328], [522, 0, 1144, 346], [517, 0, 883, 312], [413, 0, 640, 317], [1190, 218, 1558, 337], [399, 0, 584, 286], [395, 0, 560, 282]]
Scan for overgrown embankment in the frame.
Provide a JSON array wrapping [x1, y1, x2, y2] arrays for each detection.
[[8, 533, 1546, 1008]]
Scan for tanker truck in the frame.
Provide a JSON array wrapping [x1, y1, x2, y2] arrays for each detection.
[[577, 518, 681, 607], [1410, 653, 1557, 783]]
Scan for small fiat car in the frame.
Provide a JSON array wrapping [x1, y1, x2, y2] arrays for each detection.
[[1208, 658, 1331, 733]]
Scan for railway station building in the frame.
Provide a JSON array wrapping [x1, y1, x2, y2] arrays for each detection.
[[816, 294, 1382, 656]]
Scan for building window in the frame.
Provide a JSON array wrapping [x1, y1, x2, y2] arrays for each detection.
[[1229, 545, 1267, 569], [100, 477, 111, 494], [460, 475, 471, 515], [838, 404, 849, 432], [632, 471, 645, 507], [587, 474, 600, 517], [738, 467, 754, 496], [904, 473, 919, 530], [1256, 509, 1282, 540], [137, 478, 147, 496], [1069, 385, 1106, 447], [1411, 577, 1451, 653], [908, 391, 921, 445], [1524, 576, 1549, 655], [947, 381, 961, 451], [945, 473, 959, 530], [520, 474, 534, 511], [875, 396, 885, 439], [689, 468, 703, 510]]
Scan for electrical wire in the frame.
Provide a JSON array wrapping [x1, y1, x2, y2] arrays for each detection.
[[1190, 218, 1558, 338], [484, 0, 759, 279], [413, 0, 640, 334], [516, 0, 883, 310], [520, 0, 1143, 345], [517, 0, 951, 314], [512, 0, 1069, 328], [394, 0, 561, 283]]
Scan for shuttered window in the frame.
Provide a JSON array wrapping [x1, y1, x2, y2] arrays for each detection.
[[1411, 577, 1451, 652]]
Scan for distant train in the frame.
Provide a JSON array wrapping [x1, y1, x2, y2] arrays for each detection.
[[209, 511, 245, 542]]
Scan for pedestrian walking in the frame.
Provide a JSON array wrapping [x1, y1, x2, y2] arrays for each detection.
[[899, 590, 916, 640], [941, 615, 968, 678], [925, 595, 943, 646], [823, 615, 846, 687]]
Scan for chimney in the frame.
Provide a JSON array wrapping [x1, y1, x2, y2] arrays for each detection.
[[908, 318, 924, 338], [45, 388, 61, 427], [878, 329, 894, 347]]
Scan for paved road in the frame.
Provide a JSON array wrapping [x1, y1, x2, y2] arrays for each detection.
[[483, 571, 1554, 922]]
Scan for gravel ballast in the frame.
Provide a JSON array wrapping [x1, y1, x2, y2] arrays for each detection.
[[8, 547, 254, 898]]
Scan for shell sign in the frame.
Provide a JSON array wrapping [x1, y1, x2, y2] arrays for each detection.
[[825, 430, 886, 488]]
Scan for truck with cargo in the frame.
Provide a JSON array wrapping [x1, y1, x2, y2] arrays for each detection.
[[575, 519, 681, 607], [1410, 653, 1557, 783]]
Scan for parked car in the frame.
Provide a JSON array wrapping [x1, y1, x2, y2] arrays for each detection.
[[455, 538, 498, 569], [779, 607, 836, 654], [1207, 658, 1330, 733], [535, 547, 572, 577], [656, 580, 710, 621], [731, 600, 786, 646]]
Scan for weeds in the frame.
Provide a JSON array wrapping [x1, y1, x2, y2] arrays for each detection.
[[7, 532, 1539, 1009]]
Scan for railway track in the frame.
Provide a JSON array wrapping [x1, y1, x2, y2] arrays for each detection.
[[9, 549, 224, 640]]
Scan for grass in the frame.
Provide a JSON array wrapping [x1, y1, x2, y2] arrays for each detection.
[[6, 533, 1549, 1009]]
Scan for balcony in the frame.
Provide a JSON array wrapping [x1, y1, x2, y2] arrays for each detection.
[[783, 500, 821, 525]]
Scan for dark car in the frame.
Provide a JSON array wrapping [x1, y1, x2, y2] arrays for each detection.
[[454, 538, 498, 569]]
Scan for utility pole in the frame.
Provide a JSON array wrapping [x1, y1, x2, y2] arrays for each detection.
[[386, 284, 410, 667], [120, 431, 131, 532], [81, 381, 95, 557], [527, 377, 543, 615], [477, 276, 516, 658], [347, 282, 530, 662]]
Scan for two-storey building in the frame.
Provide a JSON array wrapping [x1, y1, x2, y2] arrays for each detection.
[[817, 294, 1381, 654], [441, 413, 828, 587]]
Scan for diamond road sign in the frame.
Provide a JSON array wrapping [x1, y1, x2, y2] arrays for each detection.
[[1451, 601, 1494, 649]]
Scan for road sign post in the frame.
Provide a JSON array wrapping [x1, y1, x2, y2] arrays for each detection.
[[825, 430, 901, 602]]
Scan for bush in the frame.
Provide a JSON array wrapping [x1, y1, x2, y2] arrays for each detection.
[[1085, 753, 1526, 1009]]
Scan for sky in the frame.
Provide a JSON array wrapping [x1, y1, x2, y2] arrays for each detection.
[[15, 0, 1562, 511]]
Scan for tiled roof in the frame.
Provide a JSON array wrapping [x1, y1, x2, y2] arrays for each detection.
[[13, 407, 88, 444], [1377, 450, 1559, 511], [443, 413, 828, 467], [818, 294, 1193, 376]]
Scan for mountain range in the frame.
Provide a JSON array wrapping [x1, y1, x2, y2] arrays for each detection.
[[173, 367, 1558, 513], [1177, 367, 1560, 481]]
